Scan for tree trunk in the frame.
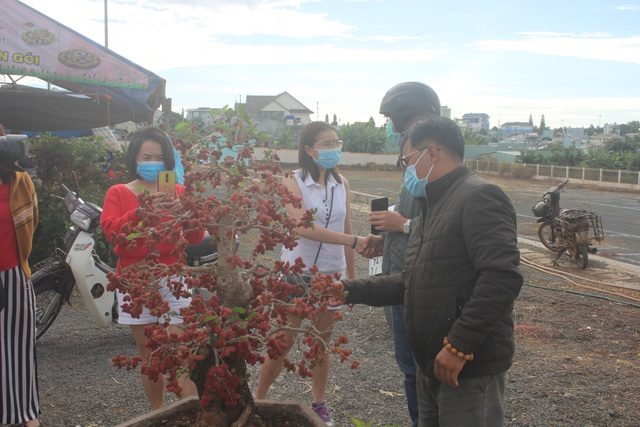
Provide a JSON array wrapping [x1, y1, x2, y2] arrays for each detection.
[[192, 348, 263, 426]]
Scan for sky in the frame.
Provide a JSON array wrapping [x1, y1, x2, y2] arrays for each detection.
[[16, 0, 640, 129]]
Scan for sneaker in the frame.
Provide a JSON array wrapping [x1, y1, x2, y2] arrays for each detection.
[[311, 402, 334, 426]]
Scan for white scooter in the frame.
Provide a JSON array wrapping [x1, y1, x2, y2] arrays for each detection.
[[31, 184, 217, 340]]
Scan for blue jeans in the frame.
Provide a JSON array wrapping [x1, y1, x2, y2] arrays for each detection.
[[386, 304, 419, 427], [416, 368, 506, 427]]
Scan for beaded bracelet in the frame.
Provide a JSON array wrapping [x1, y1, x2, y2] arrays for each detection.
[[443, 337, 474, 361], [350, 235, 357, 249]]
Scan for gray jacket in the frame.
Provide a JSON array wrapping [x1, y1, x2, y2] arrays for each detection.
[[382, 183, 421, 276]]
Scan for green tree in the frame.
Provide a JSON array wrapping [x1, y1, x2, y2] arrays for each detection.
[[627, 153, 640, 170], [539, 114, 546, 135], [528, 113, 533, 126], [277, 126, 297, 149], [339, 122, 388, 153], [162, 111, 185, 129], [605, 136, 639, 154], [28, 134, 127, 265], [332, 114, 338, 126], [462, 126, 488, 145], [620, 121, 640, 135], [325, 113, 329, 123]]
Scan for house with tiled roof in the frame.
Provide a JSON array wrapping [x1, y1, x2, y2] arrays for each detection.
[[242, 91, 313, 134]]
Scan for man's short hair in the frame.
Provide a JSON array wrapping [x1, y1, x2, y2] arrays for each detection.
[[408, 116, 465, 160]]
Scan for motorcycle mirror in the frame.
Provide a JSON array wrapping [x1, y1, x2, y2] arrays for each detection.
[[72, 171, 80, 198]]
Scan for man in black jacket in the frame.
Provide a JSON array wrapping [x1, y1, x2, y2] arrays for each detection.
[[336, 116, 523, 426]]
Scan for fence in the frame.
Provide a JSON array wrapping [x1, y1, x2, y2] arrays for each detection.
[[254, 148, 640, 191], [464, 160, 640, 191]]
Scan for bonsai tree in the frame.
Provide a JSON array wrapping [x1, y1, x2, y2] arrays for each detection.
[[108, 109, 355, 426]]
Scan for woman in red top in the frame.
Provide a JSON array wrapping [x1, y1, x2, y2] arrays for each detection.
[[0, 127, 41, 427], [101, 127, 203, 410]]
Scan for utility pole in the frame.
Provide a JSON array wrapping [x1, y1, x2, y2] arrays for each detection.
[[104, 0, 108, 48]]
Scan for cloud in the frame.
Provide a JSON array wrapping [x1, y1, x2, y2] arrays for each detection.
[[359, 35, 427, 43], [470, 33, 640, 65], [614, 4, 640, 11]]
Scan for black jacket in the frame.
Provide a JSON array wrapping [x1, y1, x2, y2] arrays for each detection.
[[344, 166, 522, 378]]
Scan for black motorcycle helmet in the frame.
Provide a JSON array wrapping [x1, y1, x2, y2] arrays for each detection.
[[0, 135, 28, 172], [379, 81, 441, 133]]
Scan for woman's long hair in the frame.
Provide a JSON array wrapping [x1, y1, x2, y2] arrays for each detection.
[[297, 121, 342, 184]]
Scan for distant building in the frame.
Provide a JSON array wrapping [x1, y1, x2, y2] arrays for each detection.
[[242, 91, 313, 134], [501, 122, 533, 135], [591, 133, 622, 144], [462, 113, 490, 131], [565, 127, 585, 140], [441, 105, 452, 119], [186, 107, 224, 126], [603, 123, 621, 135]]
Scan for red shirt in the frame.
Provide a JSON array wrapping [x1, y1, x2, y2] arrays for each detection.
[[0, 183, 20, 270], [100, 184, 204, 273]]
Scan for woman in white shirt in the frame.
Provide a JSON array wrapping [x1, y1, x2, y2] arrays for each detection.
[[256, 121, 364, 425]]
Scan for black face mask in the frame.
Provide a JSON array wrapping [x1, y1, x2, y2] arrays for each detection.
[[0, 135, 28, 172]]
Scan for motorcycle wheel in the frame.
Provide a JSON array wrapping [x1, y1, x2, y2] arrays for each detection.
[[574, 243, 589, 269], [33, 276, 66, 340], [538, 223, 560, 252]]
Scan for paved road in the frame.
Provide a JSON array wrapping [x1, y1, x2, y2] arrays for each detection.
[[501, 180, 640, 267], [346, 169, 640, 267]]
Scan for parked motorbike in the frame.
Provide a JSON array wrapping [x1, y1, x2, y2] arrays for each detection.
[[531, 179, 604, 269], [31, 184, 217, 340]]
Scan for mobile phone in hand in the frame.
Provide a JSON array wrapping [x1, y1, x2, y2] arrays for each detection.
[[157, 170, 176, 194], [370, 197, 389, 235]]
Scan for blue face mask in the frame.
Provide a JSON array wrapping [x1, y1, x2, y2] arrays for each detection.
[[314, 147, 341, 169], [403, 150, 434, 198], [386, 120, 400, 147], [136, 161, 166, 182]]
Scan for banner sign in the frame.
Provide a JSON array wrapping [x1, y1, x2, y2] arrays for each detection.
[[0, 0, 149, 89]]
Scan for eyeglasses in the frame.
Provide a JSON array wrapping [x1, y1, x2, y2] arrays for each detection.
[[314, 139, 344, 150], [398, 145, 443, 170], [398, 147, 427, 170]]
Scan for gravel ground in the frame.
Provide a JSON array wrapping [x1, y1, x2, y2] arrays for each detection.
[[34, 170, 640, 427]]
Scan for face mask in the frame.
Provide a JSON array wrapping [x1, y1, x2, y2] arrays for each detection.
[[313, 147, 341, 169], [386, 121, 400, 147], [403, 150, 434, 198], [136, 161, 165, 182]]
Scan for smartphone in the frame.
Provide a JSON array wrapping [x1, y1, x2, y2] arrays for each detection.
[[370, 197, 389, 235], [157, 170, 176, 194]]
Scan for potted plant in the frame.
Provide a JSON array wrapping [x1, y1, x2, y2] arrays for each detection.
[[108, 109, 355, 426]]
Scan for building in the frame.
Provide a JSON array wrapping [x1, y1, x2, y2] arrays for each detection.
[[441, 105, 452, 119], [501, 122, 534, 135], [462, 113, 490, 131], [242, 91, 314, 134], [186, 107, 224, 127], [565, 127, 585, 140]]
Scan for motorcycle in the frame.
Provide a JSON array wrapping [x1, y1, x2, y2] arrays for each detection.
[[31, 184, 217, 340], [531, 179, 604, 269]]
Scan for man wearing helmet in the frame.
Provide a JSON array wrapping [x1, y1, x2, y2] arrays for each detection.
[[362, 82, 441, 427]]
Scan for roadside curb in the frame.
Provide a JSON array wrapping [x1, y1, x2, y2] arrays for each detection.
[[518, 236, 640, 277]]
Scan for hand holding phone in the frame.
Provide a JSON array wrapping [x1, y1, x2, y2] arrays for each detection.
[[157, 170, 176, 195], [370, 197, 389, 235]]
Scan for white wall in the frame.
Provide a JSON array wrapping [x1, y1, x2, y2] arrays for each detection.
[[254, 147, 398, 166]]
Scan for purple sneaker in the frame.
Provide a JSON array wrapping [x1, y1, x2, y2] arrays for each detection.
[[311, 402, 334, 426]]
